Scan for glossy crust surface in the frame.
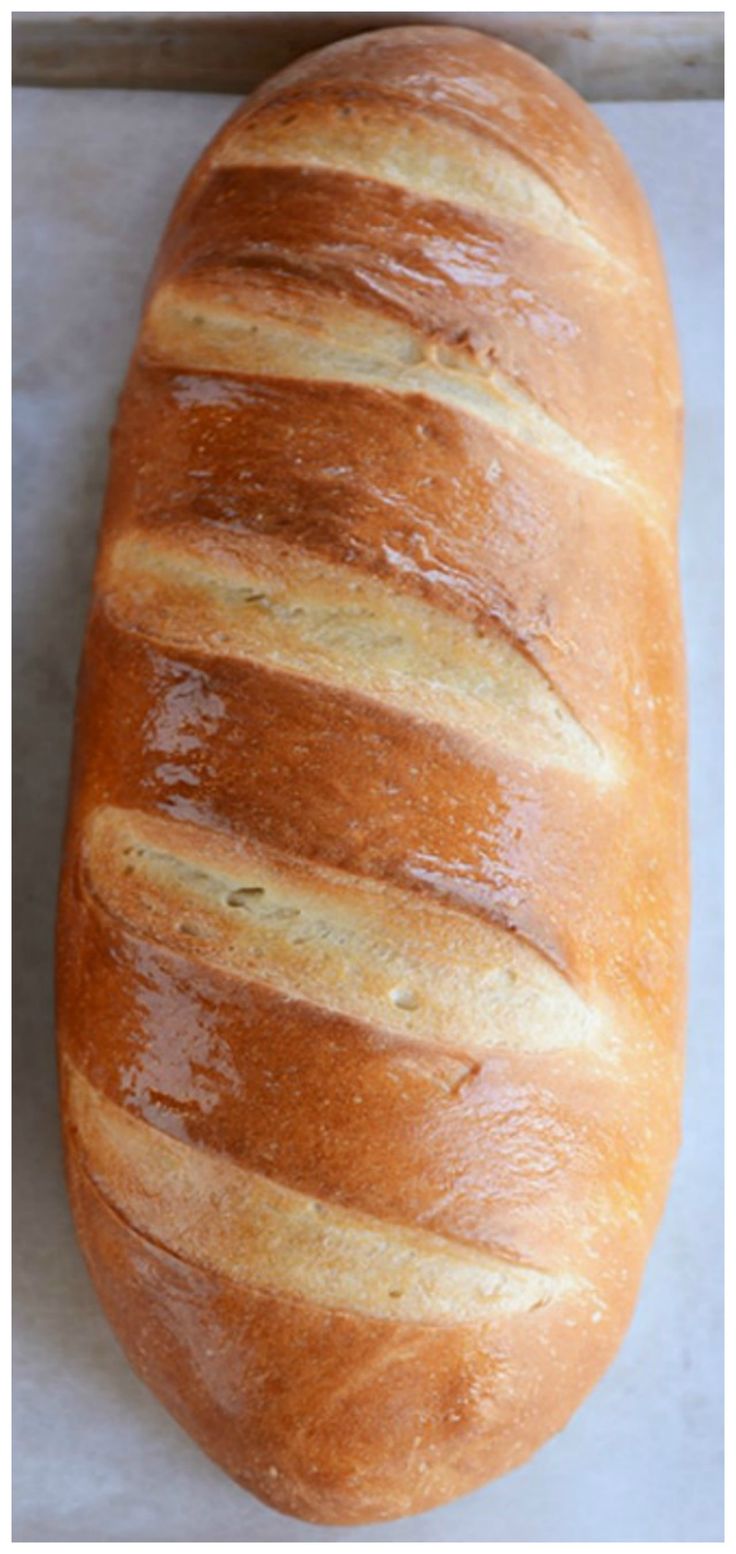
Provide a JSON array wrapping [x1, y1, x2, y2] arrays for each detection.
[[56, 25, 688, 1525]]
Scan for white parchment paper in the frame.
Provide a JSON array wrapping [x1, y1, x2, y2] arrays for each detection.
[[12, 89, 723, 1542]]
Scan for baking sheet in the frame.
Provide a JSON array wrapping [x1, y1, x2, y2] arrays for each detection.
[[12, 89, 724, 1543], [12, 11, 725, 100]]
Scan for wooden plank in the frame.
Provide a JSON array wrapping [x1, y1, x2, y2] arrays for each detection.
[[12, 11, 724, 101]]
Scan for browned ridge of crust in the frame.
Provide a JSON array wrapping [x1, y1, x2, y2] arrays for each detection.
[[56, 24, 688, 1527], [147, 164, 677, 507]]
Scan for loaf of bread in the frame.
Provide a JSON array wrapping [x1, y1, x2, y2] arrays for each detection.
[[56, 25, 688, 1525]]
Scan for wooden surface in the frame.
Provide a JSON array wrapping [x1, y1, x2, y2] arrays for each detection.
[[12, 11, 724, 101]]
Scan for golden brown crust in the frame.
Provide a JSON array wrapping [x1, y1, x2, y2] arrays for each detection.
[[102, 366, 683, 764], [56, 24, 688, 1524], [156, 164, 676, 493], [66, 1143, 628, 1525], [194, 24, 671, 276], [59, 875, 674, 1280]]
